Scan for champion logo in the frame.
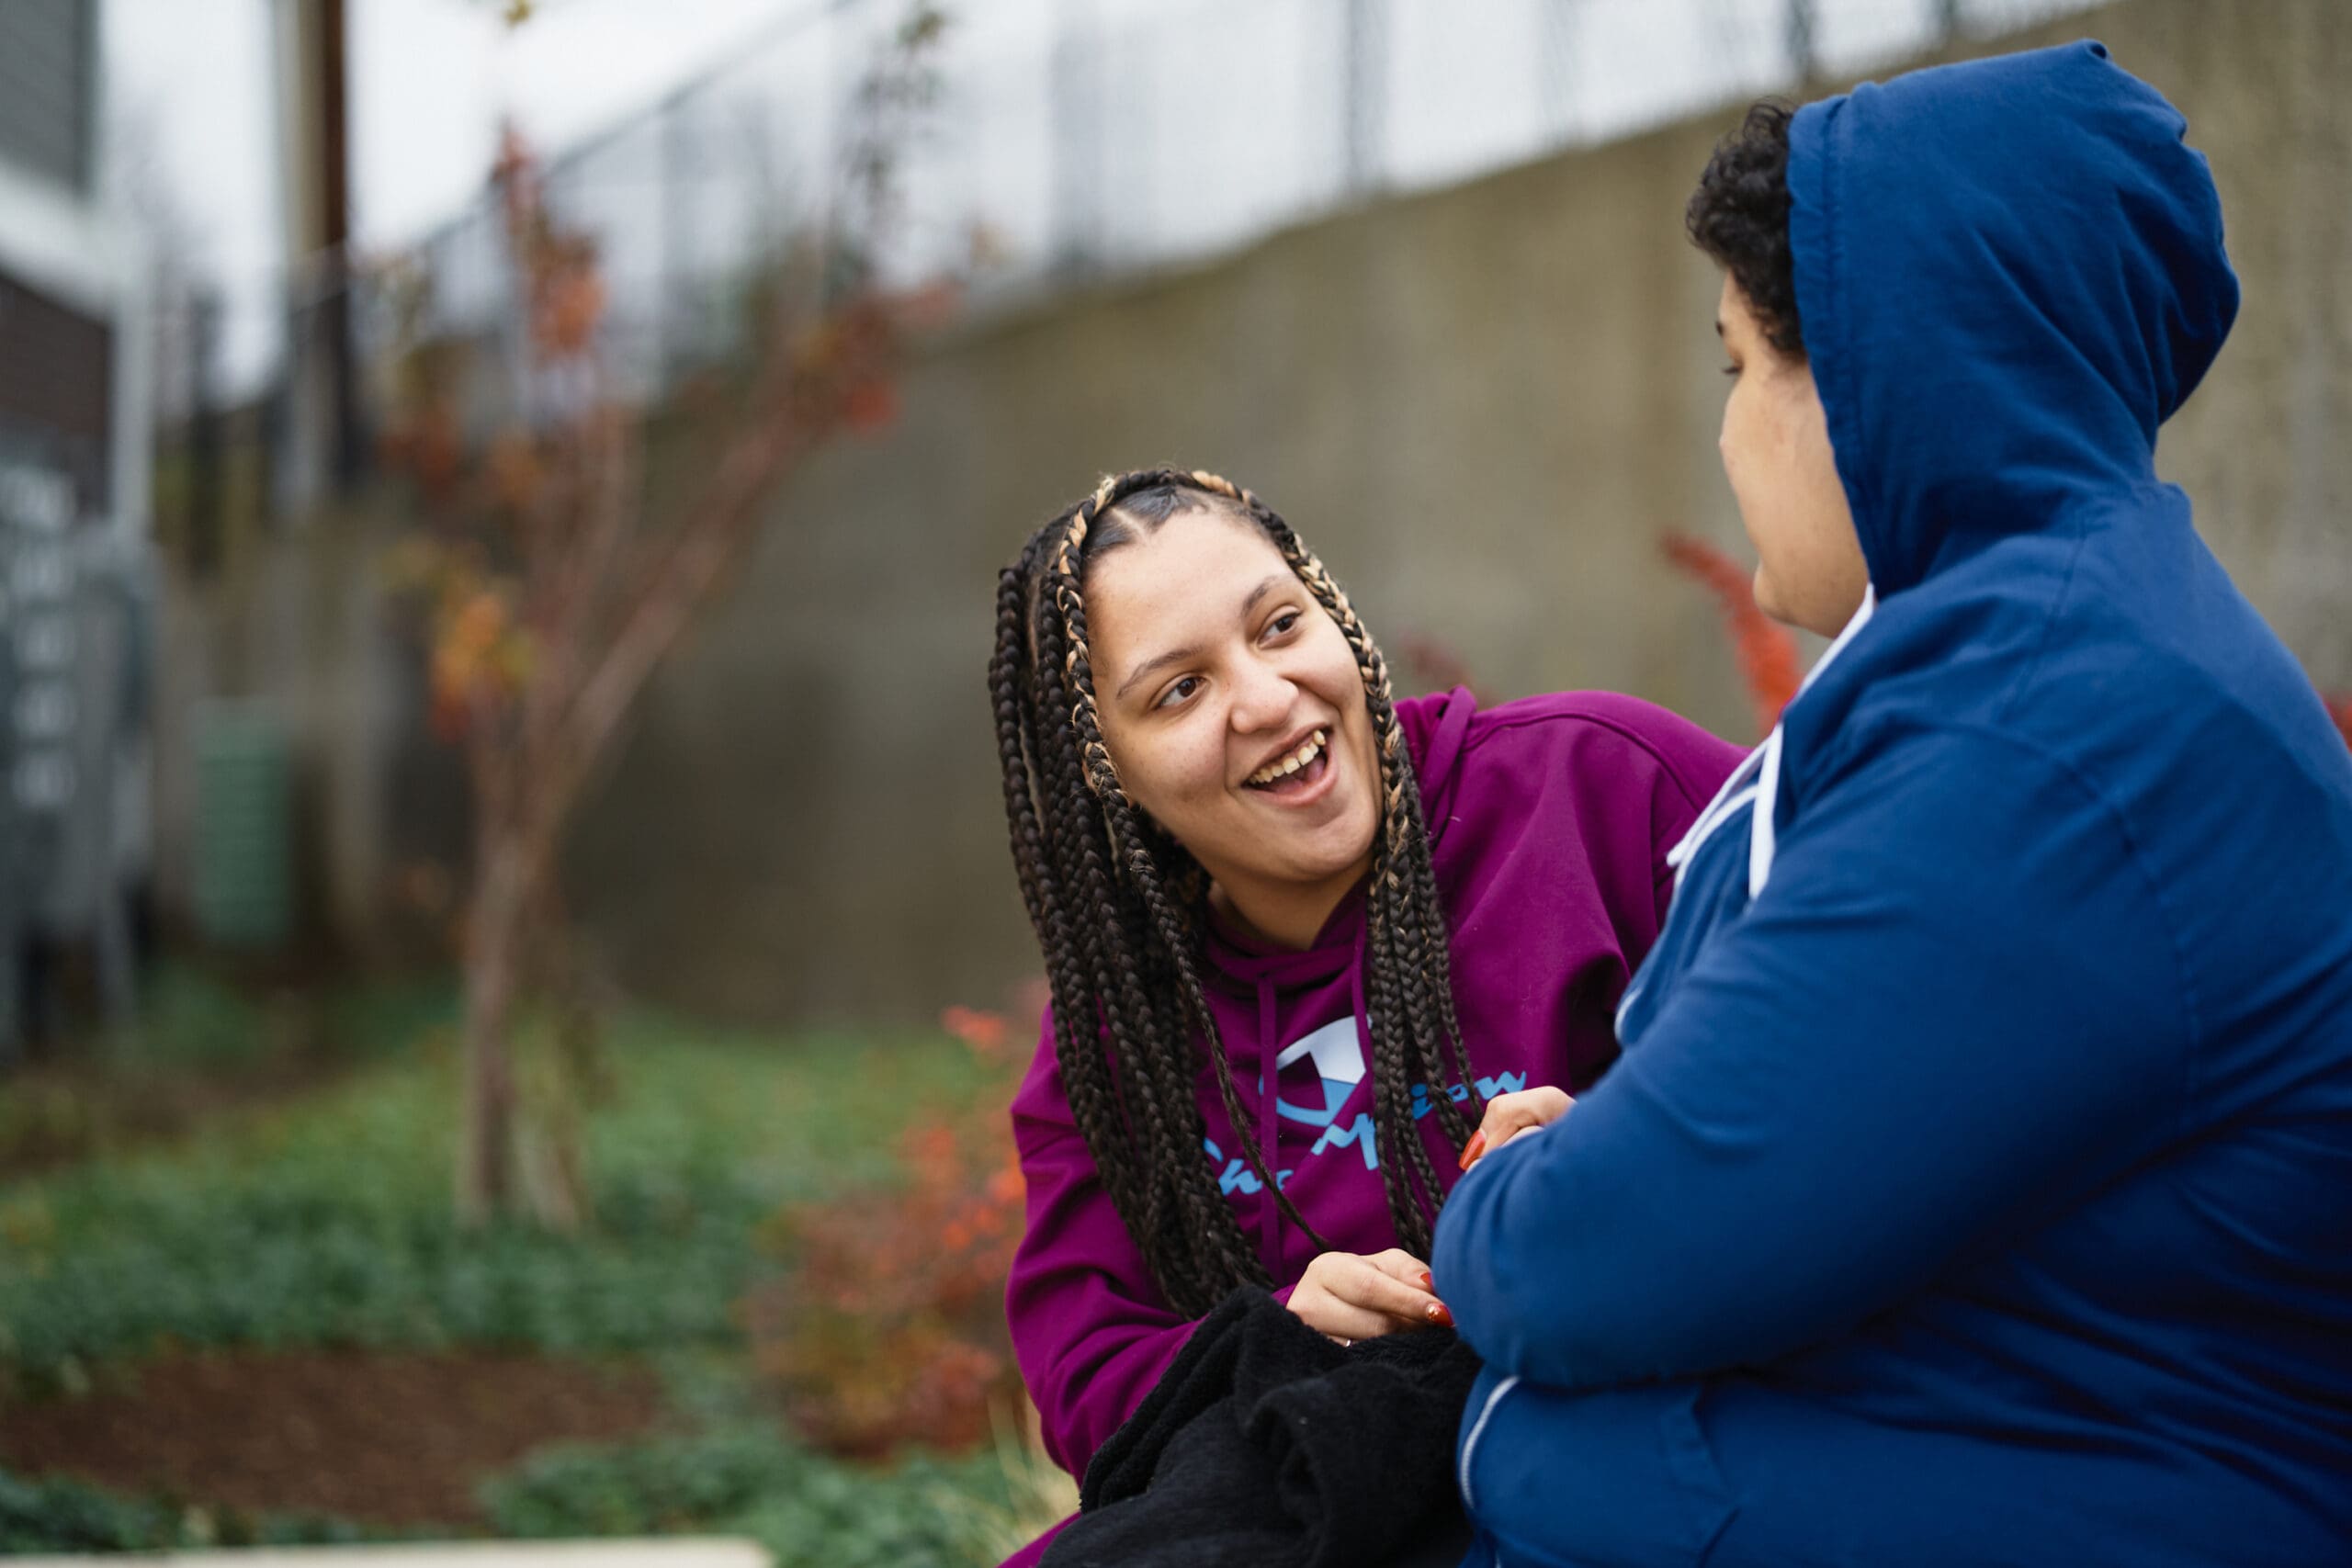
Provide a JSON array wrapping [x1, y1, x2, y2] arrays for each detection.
[[1272, 1015, 1366, 1128]]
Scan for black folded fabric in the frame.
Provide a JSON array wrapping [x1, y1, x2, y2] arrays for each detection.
[[1044, 1287, 1483, 1568]]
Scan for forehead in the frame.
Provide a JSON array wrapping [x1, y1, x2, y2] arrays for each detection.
[[1086, 508, 1292, 652]]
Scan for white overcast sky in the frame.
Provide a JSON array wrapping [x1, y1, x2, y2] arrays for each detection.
[[99, 0, 2106, 390], [104, 0, 836, 385]]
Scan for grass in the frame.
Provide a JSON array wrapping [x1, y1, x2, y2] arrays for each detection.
[[0, 974, 1052, 1563], [1, 996, 994, 1390]]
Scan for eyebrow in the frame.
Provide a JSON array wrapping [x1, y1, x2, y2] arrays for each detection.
[[1113, 574, 1290, 704]]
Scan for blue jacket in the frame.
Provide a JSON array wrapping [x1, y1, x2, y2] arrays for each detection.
[[1435, 40, 2352, 1568]]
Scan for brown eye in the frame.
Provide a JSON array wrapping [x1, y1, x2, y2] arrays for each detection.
[[1156, 675, 1204, 710]]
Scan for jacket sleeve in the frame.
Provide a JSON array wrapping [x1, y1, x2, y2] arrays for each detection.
[[1434, 729, 2191, 1390], [1006, 1008, 1276, 1476]]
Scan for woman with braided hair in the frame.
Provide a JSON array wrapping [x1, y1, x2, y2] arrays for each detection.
[[991, 467, 1742, 1565]]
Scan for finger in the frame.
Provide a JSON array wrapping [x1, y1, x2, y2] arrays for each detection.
[[1365, 1249, 1433, 1284], [1476, 1094, 1549, 1145], [1365, 1250, 1451, 1314], [1475, 1089, 1574, 1155], [1339, 1258, 1451, 1327]]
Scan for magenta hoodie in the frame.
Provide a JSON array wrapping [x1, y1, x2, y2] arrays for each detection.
[[999, 687, 1741, 1562]]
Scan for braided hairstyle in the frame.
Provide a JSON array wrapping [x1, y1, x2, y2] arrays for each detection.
[[989, 466, 1480, 1318]]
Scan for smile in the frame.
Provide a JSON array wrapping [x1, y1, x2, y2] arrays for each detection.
[[1246, 728, 1331, 793]]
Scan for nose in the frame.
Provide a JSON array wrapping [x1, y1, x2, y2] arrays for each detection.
[[1227, 650, 1298, 738]]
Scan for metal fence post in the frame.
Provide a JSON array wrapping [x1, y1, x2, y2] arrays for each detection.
[[1342, 0, 1388, 197], [1050, 0, 1104, 276], [1537, 0, 1581, 150], [1787, 0, 1819, 82]]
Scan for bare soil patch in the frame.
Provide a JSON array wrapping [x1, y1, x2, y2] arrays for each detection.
[[0, 1348, 667, 1525]]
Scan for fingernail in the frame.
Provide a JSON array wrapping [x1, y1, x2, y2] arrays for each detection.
[[1458, 1131, 1487, 1171], [1429, 1303, 1454, 1327], [1419, 1270, 1435, 1292]]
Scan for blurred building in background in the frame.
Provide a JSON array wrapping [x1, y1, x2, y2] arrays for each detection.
[[138, 0, 2350, 1026], [0, 0, 156, 1059]]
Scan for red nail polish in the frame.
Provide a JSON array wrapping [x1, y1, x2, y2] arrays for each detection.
[[1430, 1303, 1454, 1327], [1419, 1270, 1435, 1292], [1458, 1131, 1487, 1171]]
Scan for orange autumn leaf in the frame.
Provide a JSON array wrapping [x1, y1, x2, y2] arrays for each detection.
[[986, 1161, 1024, 1204], [485, 431, 546, 514], [841, 378, 899, 434], [450, 591, 507, 656], [533, 266, 606, 358], [747, 990, 1038, 1455], [386, 408, 464, 504], [939, 1004, 1010, 1051]]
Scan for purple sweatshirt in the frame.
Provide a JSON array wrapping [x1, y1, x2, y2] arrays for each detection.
[[1002, 685, 1743, 1516]]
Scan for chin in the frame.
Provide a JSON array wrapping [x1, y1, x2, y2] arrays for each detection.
[[1288, 809, 1378, 883]]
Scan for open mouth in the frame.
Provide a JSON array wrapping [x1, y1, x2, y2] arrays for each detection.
[[1245, 728, 1331, 795]]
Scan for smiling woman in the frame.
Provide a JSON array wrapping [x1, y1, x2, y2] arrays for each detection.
[[984, 468, 1745, 1565], [1083, 490, 1384, 953]]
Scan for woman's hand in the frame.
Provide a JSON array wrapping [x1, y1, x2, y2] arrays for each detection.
[[1286, 1248, 1452, 1343], [1458, 1086, 1575, 1170]]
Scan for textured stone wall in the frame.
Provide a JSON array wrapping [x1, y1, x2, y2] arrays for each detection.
[[174, 0, 2348, 1024]]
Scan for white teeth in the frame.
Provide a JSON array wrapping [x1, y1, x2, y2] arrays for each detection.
[[1250, 729, 1331, 786]]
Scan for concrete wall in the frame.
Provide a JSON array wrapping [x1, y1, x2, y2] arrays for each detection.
[[164, 0, 2352, 1025], [570, 0, 2348, 1026]]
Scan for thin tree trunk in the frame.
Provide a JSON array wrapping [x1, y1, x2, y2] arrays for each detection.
[[457, 837, 530, 1225]]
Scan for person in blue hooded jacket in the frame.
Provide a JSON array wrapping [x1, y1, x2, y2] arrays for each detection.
[[1434, 39, 2352, 1568]]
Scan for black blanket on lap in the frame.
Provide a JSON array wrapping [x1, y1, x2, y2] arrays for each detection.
[[1043, 1287, 1483, 1568]]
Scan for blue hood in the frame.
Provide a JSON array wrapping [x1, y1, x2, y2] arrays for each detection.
[[1793, 39, 2238, 594], [1439, 41, 2352, 1568]]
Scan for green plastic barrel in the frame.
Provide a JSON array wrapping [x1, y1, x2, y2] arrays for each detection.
[[192, 702, 292, 949]]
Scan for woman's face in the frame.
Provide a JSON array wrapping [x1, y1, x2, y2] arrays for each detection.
[[1716, 276, 1870, 636], [1084, 507, 1381, 941]]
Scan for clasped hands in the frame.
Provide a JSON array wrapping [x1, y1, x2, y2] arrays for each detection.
[[1284, 1086, 1572, 1344]]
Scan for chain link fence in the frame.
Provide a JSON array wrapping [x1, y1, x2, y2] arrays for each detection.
[[347, 0, 2112, 434]]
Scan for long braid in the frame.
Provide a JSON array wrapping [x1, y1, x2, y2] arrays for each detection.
[[995, 545, 1142, 1234], [1034, 572, 1186, 1275], [988, 467, 1479, 1314]]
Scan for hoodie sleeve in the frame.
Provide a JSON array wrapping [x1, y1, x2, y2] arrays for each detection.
[[1006, 1007, 1274, 1477], [1438, 693, 1746, 977], [1591, 696, 1751, 926], [1434, 728, 2191, 1389]]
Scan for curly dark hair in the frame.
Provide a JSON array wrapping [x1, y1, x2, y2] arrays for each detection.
[[989, 468, 1480, 1317], [1687, 98, 1804, 357]]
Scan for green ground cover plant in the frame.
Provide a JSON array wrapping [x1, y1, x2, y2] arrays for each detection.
[[0, 1464, 421, 1555], [0, 985, 1043, 1563], [0, 1006, 990, 1394]]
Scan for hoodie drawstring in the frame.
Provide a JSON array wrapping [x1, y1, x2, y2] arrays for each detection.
[[1255, 975, 1282, 1268]]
